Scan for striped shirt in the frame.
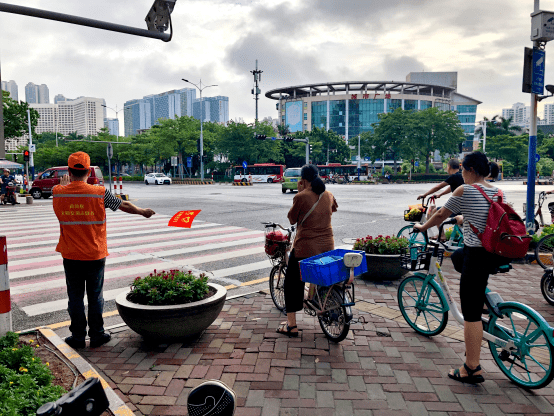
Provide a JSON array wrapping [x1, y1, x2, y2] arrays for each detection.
[[443, 184, 502, 247], [104, 188, 122, 211]]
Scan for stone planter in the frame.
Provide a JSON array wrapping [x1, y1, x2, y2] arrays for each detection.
[[115, 283, 226, 341], [362, 252, 408, 280]]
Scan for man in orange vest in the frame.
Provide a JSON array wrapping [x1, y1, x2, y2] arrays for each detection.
[[53, 151, 155, 349]]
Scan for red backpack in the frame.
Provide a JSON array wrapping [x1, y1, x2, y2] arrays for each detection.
[[468, 184, 532, 259]]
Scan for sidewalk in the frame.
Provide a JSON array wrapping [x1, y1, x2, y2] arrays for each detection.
[[57, 259, 553, 416]]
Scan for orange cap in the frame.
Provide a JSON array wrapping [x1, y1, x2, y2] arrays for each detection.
[[68, 151, 90, 170]]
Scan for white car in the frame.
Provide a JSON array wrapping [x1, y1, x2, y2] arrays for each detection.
[[144, 173, 172, 185]]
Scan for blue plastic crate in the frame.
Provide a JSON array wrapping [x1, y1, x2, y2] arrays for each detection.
[[299, 249, 367, 286]]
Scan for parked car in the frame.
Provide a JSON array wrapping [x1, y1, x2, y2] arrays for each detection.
[[30, 166, 104, 199], [144, 173, 172, 185], [281, 168, 302, 193]]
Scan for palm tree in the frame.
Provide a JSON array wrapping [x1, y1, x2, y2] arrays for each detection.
[[475, 115, 519, 139]]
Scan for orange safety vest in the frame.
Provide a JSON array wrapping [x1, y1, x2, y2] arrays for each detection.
[[53, 181, 108, 261]]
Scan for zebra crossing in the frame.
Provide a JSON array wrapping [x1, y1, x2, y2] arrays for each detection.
[[1, 204, 272, 328]]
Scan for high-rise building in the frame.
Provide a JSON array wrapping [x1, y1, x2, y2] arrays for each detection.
[[30, 97, 105, 136], [501, 102, 531, 129], [124, 88, 197, 136], [1, 80, 18, 101], [544, 103, 554, 125], [104, 118, 120, 136], [54, 94, 67, 104], [25, 82, 39, 103], [38, 84, 49, 103], [193, 96, 229, 124]]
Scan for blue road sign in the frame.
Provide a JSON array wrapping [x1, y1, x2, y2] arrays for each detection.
[[415, 161, 419, 167], [242, 161, 248, 169], [271, 137, 276, 140], [187, 157, 192, 168], [532, 49, 545, 94], [535, 153, 541, 163]]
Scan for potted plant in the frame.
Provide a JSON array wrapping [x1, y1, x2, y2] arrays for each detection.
[[353, 235, 410, 280], [115, 269, 226, 341]]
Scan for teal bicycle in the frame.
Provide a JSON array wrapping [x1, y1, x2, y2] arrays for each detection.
[[397, 218, 554, 389], [397, 196, 464, 253]]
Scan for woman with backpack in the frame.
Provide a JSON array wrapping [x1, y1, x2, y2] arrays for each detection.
[[413, 151, 509, 384]]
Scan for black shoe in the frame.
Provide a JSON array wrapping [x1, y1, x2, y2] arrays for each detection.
[[90, 333, 111, 348], [65, 336, 86, 349]]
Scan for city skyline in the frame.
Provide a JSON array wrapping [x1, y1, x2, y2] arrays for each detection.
[[0, 0, 553, 130]]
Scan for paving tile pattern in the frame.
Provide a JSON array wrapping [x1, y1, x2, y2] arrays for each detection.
[[78, 260, 554, 415]]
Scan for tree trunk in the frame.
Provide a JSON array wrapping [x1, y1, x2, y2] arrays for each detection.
[[425, 154, 430, 174]]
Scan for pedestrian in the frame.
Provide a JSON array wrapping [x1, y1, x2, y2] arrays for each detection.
[[414, 151, 508, 384], [53, 151, 155, 349], [0, 168, 18, 204], [276, 164, 338, 337]]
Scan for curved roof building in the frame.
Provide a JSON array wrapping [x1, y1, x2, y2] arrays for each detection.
[[265, 72, 481, 151]]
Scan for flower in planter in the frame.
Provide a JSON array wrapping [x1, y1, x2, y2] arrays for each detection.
[[127, 269, 210, 306], [353, 235, 410, 255]]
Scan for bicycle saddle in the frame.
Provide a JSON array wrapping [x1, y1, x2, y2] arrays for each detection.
[[344, 253, 363, 268]]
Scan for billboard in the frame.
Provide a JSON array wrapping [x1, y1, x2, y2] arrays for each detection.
[[285, 101, 303, 133]]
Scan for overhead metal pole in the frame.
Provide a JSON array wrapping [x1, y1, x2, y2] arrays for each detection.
[[0, 57, 4, 159], [0, 2, 172, 41], [251, 60, 263, 123]]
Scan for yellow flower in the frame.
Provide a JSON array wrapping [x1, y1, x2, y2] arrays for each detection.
[[9, 382, 13, 385], [29, 339, 34, 343], [11, 348, 17, 351], [32, 358, 35, 361], [46, 362, 49, 366], [19, 367, 28, 373]]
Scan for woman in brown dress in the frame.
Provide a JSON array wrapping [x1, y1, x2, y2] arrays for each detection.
[[276, 164, 338, 337]]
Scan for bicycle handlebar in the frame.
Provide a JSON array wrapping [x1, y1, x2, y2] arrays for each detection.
[[261, 222, 295, 233], [416, 195, 436, 209]]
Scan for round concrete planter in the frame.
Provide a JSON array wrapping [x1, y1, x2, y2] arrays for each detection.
[[115, 283, 226, 341], [362, 253, 408, 280]]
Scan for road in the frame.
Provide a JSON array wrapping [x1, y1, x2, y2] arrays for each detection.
[[2, 180, 551, 331]]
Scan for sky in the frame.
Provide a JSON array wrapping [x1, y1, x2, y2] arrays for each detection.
[[1, 0, 553, 130]]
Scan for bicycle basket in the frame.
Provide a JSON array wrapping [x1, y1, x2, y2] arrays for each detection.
[[264, 230, 289, 258], [403, 209, 424, 222], [400, 246, 444, 271], [299, 249, 367, 286]]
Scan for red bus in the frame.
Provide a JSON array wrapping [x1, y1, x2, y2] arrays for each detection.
[[233, 163, 286, 183]]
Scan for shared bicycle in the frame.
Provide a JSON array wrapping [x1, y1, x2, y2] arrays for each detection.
[[397, 218, 554, 389], [263, 222, 364, 342]]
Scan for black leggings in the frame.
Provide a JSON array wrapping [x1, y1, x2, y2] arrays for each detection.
[[284, 249, 307, 313], [450, 246, 508, 322]]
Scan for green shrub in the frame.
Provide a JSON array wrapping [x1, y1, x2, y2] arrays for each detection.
[[0, 332, 66, 416], [128, 269, 210, 306], [353, 235, 410, 255]]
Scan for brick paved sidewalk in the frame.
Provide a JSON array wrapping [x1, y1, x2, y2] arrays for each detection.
[[73, 260, 553, 416]]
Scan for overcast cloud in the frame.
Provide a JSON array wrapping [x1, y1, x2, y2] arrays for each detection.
[[1, 0, 553, 129]]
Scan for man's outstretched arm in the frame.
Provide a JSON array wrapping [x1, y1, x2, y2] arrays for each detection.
[[119, 201, 155, 218]]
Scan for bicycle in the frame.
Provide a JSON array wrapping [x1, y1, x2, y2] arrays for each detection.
[[536, 233, 554, 269], [524, 191, 554, 234], [541, 268, 553, 306], [263, 222, 365, 342], [397, 218, 554, 389], [397, 196, 464, 253]]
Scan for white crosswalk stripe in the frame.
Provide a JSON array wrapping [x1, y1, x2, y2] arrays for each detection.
[[1, 205, 273, 322]]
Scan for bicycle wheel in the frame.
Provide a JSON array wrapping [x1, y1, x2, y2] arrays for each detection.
[[269, 264, 286, 311], [535, 234, 554, 269], [488, 303, 554, 389], [541, 270, 554, 306], [318, 286, 350, 342], [397, 225, 428, 249], [397, 275, 448, 336]]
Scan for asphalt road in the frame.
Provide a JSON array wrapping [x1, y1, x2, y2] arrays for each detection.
[[5, 179, 552, 332]]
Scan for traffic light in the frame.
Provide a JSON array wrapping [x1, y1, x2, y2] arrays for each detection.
[[255, 134, 267, 140], [284, 136, 293, 142], [309, 144, 313, 153], [23, 150, 30, 162], [197, 139, 201, 153]]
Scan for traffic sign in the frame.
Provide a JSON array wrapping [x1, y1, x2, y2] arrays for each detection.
[[187, 157, 192, 168], [242, 161, 248, 169], [532, 48, 545, 94], [271, 137, 276, 140], [535, 153, 541, 163], [414, 161, 419, 167], [107, 143, 113, 159], [171, 156, 178, 166], [29, 144, 36, 153]]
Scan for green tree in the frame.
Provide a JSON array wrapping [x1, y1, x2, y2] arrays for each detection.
[[2, 90, 39, 139], [486, 134, 530, 176], [474, 115, 519, 139]]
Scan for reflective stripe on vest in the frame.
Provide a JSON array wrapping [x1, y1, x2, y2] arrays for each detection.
[[59, 220, 106, 225], [53, 194, 103, 198]]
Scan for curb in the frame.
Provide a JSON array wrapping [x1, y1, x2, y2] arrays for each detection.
[[232, 182, 253, 186], [37, 327, 134, 416], [523, 180, 553, 185]]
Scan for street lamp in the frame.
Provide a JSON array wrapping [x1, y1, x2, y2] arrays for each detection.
[[101, 104, 124, 140], [182, 78, 217, 180], [480, 120, 487, 154]]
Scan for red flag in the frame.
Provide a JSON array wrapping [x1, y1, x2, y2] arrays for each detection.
[[168, 210, 201, 228]]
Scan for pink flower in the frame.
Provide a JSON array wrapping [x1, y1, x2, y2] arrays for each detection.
[[135, 277, 141, 282], [378, 235, 383, 238]]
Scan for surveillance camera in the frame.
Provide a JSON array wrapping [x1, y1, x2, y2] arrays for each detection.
[[546, 85, 554, 95], [145, 0, 176, 33]]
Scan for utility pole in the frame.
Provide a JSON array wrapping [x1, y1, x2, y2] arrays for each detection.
[[26, 109, 34, 180], [0, 58, 4, 159], [250, 60, 262, 123], [525, 0, 553, 234]]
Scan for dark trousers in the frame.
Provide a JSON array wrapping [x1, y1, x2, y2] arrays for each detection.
[[284, 250, 307, 313], [63, 258, 106, 341], [451, 246, 508, 322]]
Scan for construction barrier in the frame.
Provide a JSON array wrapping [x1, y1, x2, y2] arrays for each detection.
[[113, 176, 118, 194], [232, 182, 253, 186], [0, 236, 12, 337], [119, 176, 123, 195], [172, 180, 214, 185]]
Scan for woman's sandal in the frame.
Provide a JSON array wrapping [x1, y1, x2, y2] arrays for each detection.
[[448, 363, 484, 384], [276, 323, 299, 338]]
